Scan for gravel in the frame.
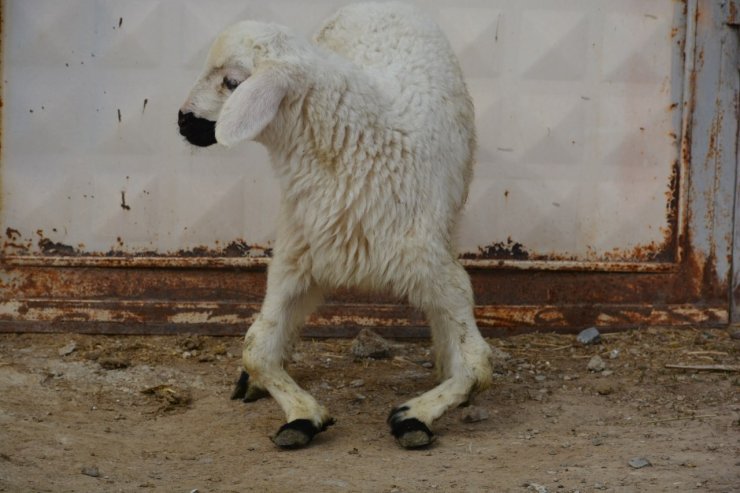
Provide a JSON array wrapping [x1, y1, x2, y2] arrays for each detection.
[[576, 327, 601, 345], [628, 457, 652, 469], [350, 329, 393, 359], [587, 355, 606, 372]]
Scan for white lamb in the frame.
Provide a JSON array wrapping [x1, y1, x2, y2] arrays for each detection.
[[178, 2, 494, 449]]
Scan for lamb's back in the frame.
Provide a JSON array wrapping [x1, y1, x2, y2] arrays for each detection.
[[313, 2, 467, 105]]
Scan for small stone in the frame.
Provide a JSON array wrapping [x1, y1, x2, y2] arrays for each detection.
[[461, 406, 490, 423], [81, 466, 100, 477], [349, 379, 365, 388], [58, 341, 77, 356], [350, 329, 392, 359], [526, 482, 549, 493], [98, 357, 130, 370], [181, 337, 203, 351], [576, 327, 601, 345], [535, 375, 547, 382], [587, 355, 606, 372], [628, 457, 652, 469], [489, 345, 512, 371], [594, 382, 614, 395]]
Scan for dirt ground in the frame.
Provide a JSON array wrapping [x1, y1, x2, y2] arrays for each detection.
[[0, 327, 738, 493]]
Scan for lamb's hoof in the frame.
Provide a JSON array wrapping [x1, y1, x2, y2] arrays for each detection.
[[388, 407, 435, 449], [272, 418, 335, 450], [230, 370, 269, 403]]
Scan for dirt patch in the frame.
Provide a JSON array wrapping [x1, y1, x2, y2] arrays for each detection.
[[0, 327, 738, 492]]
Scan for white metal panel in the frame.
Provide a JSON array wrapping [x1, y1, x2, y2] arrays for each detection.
[[2, 0, 684, 262]]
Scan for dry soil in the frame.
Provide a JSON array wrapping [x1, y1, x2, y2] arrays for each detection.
[[0, 327, 738, 492]]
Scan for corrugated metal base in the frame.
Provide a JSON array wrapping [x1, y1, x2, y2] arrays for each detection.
[[0, 299, 727, 337], [0, 242, 729, 335]]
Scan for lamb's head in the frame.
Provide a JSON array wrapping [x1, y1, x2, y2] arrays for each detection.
[[178, 21, 304, 147]]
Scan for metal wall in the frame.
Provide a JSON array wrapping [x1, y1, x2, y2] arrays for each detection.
[[0, 0, 737, 335]]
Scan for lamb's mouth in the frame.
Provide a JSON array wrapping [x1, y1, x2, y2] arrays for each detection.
[[178, 111, 217, 147]]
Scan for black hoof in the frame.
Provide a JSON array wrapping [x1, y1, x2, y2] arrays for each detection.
[[388, 406, 435, 449], [230, 370, 269, 403], [272, 418, 335, 450]]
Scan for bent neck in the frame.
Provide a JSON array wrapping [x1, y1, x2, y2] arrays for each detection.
[[259, 56, 386, 176]]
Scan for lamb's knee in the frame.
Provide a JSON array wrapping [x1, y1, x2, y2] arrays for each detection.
[[468, 341, 494, 392], [241, 329, 279, 380]]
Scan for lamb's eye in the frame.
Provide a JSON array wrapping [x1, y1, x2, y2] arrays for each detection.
[[223, 77, 241, 91]]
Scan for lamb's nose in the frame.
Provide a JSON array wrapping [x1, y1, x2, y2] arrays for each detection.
[[177, 110, 217, 147], [178, 110, 193, 128]]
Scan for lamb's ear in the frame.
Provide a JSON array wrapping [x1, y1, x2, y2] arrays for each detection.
[[215, 69, 287, 146]]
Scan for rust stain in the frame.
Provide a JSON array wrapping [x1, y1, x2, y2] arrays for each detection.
[[461, 238, 529, 261], [1, 229, 274, 260], [38, 238, 77, 256], [0, 236, 727, 334], [120, 191, 131, 210]]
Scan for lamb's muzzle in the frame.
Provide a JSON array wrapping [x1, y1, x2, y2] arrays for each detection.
[[178, 110, 217, 147]]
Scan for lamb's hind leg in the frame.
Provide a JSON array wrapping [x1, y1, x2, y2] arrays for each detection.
[[241, 259, 332, 449], [389, 260, 493, 448]]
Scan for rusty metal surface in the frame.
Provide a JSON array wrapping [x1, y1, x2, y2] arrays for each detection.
[[0, 300, 727, 337], [725, 0, 740, 25], [688, 0, 739, 322], [0, 236, 730, 335]]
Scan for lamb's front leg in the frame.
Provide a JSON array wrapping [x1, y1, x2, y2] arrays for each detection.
[[241, 259, 332, 449]]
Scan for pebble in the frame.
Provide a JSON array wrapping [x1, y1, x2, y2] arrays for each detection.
[[526, 482, 549, 493], [490, 345, 512, 371], [576, 327, 601, 345], [609, 349, 620, 359], [58, 341, 77, 356], [594, 381, 615, 395], [81, 466, 100, 477], [349, 379, 365, 388], [587, 355, 606, 372], [461, 406, 490, 423], [98, 357, 130, 370], [628, 457, 652, 469], [350, 329, 392, 359]]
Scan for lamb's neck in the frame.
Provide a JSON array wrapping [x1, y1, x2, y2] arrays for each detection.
[[263, 63, 389, 179]]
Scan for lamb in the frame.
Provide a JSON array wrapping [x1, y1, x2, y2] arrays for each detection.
[[178, 2, 494, 449]]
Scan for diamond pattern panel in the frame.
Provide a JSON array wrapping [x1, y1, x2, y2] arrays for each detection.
[[2, 0, 684, 261]]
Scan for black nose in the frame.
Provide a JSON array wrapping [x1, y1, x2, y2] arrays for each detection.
[[178, 110, 217, 147], [178, 110, 190, 127]]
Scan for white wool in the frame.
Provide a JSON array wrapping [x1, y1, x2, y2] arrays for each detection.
[[181, 2, 493, 440]]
